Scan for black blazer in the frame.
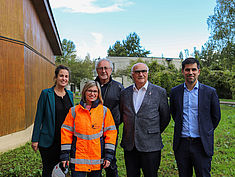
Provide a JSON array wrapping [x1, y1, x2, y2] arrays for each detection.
[[170, 82, 221, 156], [120, 82, 170, 152]]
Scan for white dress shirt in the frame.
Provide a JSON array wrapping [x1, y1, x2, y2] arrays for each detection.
[[133, 81, 149, 113]]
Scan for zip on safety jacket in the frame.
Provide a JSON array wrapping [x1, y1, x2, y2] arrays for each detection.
[[60, 100, 117, 172]]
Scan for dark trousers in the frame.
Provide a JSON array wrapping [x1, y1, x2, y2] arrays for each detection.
[[174, 138, 212, 177], [39, 142, 61, 177], [71, 170, 102, 177], [105, 156, 118, 177], [124, 147, 161, 177], [105, 135, 119, 177]]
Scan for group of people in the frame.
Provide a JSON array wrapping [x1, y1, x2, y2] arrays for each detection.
[[31, 57, 221, 177]]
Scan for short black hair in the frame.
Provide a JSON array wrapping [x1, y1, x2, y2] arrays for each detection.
[[182, 57, 200, 70]]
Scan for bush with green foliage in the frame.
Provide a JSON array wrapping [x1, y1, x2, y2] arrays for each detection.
[[199, 68, 234, 99], [116, 58, 234, 99]]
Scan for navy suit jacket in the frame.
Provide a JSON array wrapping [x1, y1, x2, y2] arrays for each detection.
[[170, 82, 221, 156], [31, 86, 74, 148]]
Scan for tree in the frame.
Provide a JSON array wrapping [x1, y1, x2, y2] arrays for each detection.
[[114, 58, 183, 96], [199, 68, 234, 98], [55, 39, 76, 64], [200, 41, 216, 68], [107, 32, 151, 57], [179, 51, 184, 60], [220, 41, 235, 71], [200, 0, 235, 70], [107, 41, 126, 57], [55, 39, 94, 89], [207, 0, 235, 50], [193, 47, 200, 60], [184, 49, 189, 58], [69, 54, 94, 88]]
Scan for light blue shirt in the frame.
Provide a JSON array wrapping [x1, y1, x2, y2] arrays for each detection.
[[181, 81, 200, 138]]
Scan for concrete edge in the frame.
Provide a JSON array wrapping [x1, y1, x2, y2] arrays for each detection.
[[0, 124, 33, 153], [220, 101, 235, 105]]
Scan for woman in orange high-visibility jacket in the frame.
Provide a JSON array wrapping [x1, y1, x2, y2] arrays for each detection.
[[60, 81, 117, 177]]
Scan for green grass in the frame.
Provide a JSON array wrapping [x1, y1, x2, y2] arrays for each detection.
[[212, 105, 235, 176], [0, 143, 42, 176], [0, 105, 234, 176], [220, 99, 235, 102]]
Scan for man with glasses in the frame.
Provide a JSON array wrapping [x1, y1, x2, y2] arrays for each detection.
[[95, 58, 124, 177], [120, 63, 170, 177]]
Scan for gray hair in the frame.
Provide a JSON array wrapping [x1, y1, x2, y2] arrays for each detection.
[[131, 63, 149, 73], [95, 58, 113, 70]]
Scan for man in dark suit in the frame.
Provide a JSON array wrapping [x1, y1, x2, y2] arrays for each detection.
[[170, 57, 221, 177], [120, 63, 170, 177]]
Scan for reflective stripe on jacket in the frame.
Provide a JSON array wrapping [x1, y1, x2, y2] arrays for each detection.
[[61, 103, 117, 172]]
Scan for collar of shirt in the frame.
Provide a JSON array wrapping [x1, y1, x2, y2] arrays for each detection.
[[184, 80, 199, 91], [132, 81, 148, 113], [133, 81, 149, 92]]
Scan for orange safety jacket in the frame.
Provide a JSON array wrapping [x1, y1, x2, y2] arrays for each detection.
[[61, 100, 117, 172]]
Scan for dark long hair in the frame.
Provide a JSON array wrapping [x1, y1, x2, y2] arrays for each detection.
[[53, 65, 70, 84]]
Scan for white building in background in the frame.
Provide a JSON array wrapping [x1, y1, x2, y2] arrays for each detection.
[[107, 56, 182, 87], [108, 56, 181, 72]]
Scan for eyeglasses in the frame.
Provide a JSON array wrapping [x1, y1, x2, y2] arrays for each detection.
[[97, 67, 111, 71], [86, 90, 98, 94], [133, 70, 148, 74]]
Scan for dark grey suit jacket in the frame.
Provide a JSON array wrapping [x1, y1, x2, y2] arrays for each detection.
[[170, 82, 221, 156], [120, 82, 170, 152]]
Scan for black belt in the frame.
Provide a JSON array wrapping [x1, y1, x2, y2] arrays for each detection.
[[181, 137, 201, 142]]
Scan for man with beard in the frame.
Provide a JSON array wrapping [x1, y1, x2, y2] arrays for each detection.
[[170, 57, 221, 177]]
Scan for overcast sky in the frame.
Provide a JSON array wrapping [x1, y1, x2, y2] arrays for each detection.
[[49, 0, 216, 60]]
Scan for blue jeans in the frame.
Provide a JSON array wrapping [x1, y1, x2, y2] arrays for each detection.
[[71, 170, 102, 177]]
